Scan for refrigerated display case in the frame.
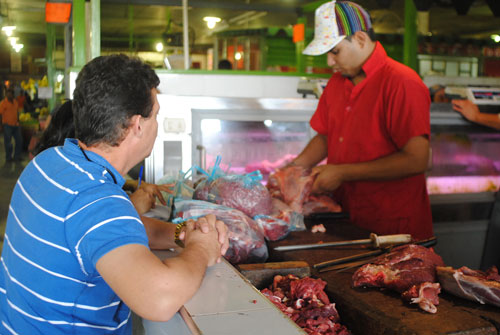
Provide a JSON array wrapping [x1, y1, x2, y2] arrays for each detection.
[[428, 103, 500, 270]]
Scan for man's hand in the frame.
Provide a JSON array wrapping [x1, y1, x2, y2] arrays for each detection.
[[129, 183, 174, 215], [311, 164, 345, 194], [179, 214, 229, 263], [452, 99, 480, 122], [182, 215, 224, 267]]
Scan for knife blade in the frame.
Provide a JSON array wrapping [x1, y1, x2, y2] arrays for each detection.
[[274, 233, 411, 252]]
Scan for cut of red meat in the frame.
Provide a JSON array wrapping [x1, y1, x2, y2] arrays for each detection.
[[267, 166, 341, 215], [352, 244, 444, 313], [261, 274, 350, 335], [437, 265, 500, 308], [401, 282, 441, 314], [267, 166, 313, 213]]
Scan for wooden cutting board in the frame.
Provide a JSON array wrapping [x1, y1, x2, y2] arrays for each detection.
[[266, 222, 500, 335]]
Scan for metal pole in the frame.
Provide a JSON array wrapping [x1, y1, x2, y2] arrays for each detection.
[[64, 21, 72, 99], [72, 0, 86, 67], [213, 37, 219, 70], [182, 0, 190, 69], [403, 0, 418, 71], [128, 5, 134, 53], [46, 24, 56, 112], [90, 0, 101, 59], [296, 17, 306, 73]]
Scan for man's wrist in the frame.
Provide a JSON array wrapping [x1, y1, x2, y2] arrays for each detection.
[[174, 221, 187, 247]]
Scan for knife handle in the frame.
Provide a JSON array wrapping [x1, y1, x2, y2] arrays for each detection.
[[370, 233, 412, 248]]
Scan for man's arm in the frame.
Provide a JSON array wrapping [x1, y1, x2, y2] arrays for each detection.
[[452, 99, 500, 130], [96, 215, 223, 322], [311, 135, 429, 193], [292, 134, 328, 169], [141, 216, 177, 250]]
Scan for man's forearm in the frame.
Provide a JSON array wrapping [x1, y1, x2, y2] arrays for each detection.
[[141, 216, 177, 250], [341, 136, 429, 182], [476, 113, 500, 130], [293, 134, 328, 168]]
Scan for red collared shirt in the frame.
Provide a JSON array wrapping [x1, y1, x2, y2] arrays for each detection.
[[310, 42, 432, 240]]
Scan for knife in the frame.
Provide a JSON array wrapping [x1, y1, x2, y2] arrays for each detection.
[[274, 233, 411, 252], [313, 236, 437, 270]]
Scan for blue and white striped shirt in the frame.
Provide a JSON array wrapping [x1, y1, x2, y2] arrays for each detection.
[[0, 139, 149, 335]]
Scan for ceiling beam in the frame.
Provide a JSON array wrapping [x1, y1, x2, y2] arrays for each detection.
[[102, 0, 299, 13]]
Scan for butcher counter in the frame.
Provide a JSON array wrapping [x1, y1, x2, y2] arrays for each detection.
[[265, 220, 500, 335]]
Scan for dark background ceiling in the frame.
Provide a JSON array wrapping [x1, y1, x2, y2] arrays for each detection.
[[1, 0, 500, 52]]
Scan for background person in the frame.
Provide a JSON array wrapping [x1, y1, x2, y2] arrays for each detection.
[[0, 54, 229, 335], [0, 88, 23, 162], [452, 99, 500, 130], [290, 0, 433, 240]]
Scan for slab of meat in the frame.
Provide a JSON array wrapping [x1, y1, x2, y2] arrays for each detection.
[[261, 274, 351, 335], [436, 265, 500, 308], [194, 174, 273, 218], [352, 244, 444, 313], [267, 166, 341, 215]]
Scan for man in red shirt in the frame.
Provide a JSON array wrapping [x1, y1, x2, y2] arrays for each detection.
[[0, 88, 23, 162], [292, 1, 433, 240]]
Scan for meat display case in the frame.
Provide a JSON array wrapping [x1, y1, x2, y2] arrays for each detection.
[[146, 74, 499, 271], [428, 103, 500, 270]]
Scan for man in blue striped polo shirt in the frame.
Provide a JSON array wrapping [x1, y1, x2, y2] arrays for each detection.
[[0, 54, 228, 335]]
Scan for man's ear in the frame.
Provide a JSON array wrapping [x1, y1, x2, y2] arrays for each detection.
[[353, 31, 368, 48], [130, 114, 142, 136]]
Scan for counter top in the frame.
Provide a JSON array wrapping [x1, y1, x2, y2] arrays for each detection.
[[268, 220, 500, 335], [143, 250, 305, 335]]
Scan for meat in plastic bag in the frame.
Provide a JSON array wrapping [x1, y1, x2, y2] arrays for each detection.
[[174, 199, 268, 264], [193, 157, 273, 218]]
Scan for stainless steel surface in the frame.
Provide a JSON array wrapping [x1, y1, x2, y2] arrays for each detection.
[[196, 145, 206, 171], [143, 250, 305, 335]]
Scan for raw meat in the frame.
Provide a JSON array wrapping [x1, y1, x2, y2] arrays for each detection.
[[174, 200, 268, 264], [194, 174, 273, 218], [267, 166, 341, 215], [261, 274, 350, 335], [352, 244, 444, 313], [436, 265, 500, 308]]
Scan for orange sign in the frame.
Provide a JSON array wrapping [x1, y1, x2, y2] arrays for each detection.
[[45, 3, 72, 24], [293, 23, 305, 43]]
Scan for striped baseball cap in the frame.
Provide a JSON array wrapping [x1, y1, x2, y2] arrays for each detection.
[[303, 1, 372, 56]]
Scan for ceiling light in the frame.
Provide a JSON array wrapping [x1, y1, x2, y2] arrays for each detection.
[[491, 34, 500, 43], [57, 74, 64, 83], [8, 37, 18, 46], [2, 25, 16, 37], [235, 52, 242, 61], [13, 44, 23, 53], [264, 120, 273, 127], [155, 42, 164, 52], [203, 16, 221, 29]]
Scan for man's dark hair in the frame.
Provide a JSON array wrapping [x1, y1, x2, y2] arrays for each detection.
[[218, 59, 232, 70], [72, 54, 160, 147], [345, 28, 377, 42], [33, 100, 75, 156]]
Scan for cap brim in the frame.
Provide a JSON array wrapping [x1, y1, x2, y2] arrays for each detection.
[[302, 36, 345, 56]]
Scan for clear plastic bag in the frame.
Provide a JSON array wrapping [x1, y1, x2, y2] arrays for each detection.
[[174, 199, 268, 264], [193, 157, 273, 218]]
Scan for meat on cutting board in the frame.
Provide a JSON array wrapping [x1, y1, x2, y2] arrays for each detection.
[[267, 166, 341, 215], [352, 244, 445, 313], [261, 274, 351, 335], [436, 265, 500, 308]]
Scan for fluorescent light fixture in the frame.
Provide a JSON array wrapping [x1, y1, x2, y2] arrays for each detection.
[[264, 120, 273, 127], [203, 16, 221, 29], [235, 52, 242, 61], [56, 74, 64, 83], [491, 34, 500, 43], [155, 42, 164, 52], [201, 119, 221, 135], [2, 25, 16, 36], [8, 37, 18, 46], [13, 43, 23, 53]]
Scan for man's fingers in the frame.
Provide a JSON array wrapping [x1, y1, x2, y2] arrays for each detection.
[[196, 216, 210, 233]]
